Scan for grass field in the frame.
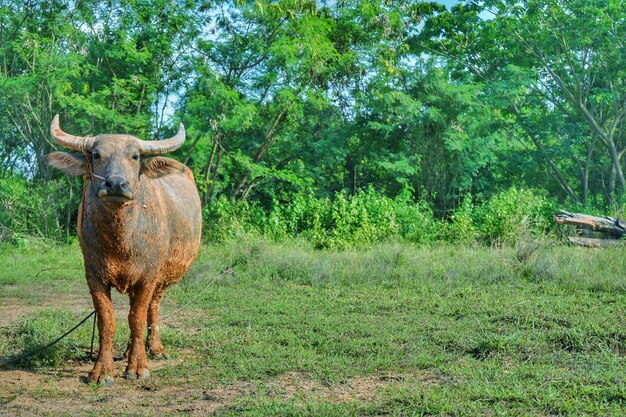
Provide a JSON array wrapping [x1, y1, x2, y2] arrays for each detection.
[[1, 238, 626, 416]]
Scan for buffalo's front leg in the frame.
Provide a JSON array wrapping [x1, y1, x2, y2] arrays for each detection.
[[87, 281, 115, 385], [125, 283, 155, 379]]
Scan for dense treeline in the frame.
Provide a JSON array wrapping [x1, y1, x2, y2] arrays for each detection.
[[0, 0, 624, 244]]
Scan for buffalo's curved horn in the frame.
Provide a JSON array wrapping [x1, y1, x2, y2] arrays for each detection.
[[50, 114, 95, 151], [137, 124, 185, 155]]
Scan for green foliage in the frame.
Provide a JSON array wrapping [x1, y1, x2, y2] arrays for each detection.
[[202, 196, 268, 242], [477, 187, 557, 245], [298, 189, 399, 249], [418, 0, 626, 205], [200, 187, 559, 247], [0, 175, 77, 242], [203, 188, 437, 248], [438, 194, 479, 243], [1, 0, 624, 245], [385, 190, 440, 244]]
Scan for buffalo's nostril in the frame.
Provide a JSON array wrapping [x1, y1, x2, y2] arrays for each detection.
[[104, 176, 130, 196]]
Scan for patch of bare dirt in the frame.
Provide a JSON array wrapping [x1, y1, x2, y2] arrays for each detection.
[[269, 371, 439, 403], [0, 357, 220, 417], [0, 360, 440, 416]]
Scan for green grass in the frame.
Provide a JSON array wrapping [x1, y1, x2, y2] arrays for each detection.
[[1, 238, 626, 415]]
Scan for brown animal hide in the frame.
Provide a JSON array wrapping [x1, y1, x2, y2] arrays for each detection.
[[45, 116, 201, 385]]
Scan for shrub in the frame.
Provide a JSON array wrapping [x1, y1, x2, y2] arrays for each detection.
[[439, 194, 479, 242], [392, 191, 439, 243], [0, 176, 77, 242], [0, 174, 563, 248], [203, 189, 426, 248], [476, 187, 556, 245], [202, 195, 266, 241]]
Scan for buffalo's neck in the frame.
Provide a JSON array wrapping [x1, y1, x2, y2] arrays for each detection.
[[81, 183, 146, 257]]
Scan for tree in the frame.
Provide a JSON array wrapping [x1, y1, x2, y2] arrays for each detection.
[[416, 0, 626, 206], [179, 0, 358, 202]]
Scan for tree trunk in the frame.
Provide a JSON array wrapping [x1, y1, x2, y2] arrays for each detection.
[[554, 210, 626, 238], [604, 137, 625, 197], [200, 135, 223, 206], [510, 104, 579, 203], [207, 146, 223, 202]]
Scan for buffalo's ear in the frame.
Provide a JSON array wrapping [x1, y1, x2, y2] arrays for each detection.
[[140, 156, 186, 178], [44, 152, 87, 176]]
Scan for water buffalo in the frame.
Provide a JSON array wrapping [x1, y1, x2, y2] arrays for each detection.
[[45, 115, 201, 385]]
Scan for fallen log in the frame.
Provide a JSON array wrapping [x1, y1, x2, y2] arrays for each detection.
[[553, 210, 626, 238]]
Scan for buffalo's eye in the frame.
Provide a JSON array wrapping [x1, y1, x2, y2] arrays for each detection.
[[132, 154, 139, 161], [92, 152, 100, 160]]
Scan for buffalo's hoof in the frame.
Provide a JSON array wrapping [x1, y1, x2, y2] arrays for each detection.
[[149, 351, 170, 360], [125, 368, 150, 380], [87, 371, 114, 387], [100, 375, 114, 387]]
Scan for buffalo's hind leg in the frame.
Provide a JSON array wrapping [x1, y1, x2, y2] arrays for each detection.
[[125, 283, 155, 380], [146, 285, 169, 359], [87, 280, 116, 386]]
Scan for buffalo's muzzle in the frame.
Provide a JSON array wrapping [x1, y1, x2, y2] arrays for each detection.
[[98, 176, 133, 201]]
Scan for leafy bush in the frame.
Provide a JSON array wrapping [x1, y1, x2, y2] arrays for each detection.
[[0, 176, 78, 243], [476, 187, 557, 245], [0, 174, 561, 248], [391, 190, 440, 243], [202, 187, 554, 248], [437, 194, 479, 243], [204, 189, 409, 248], [203, 188, 443, 248], [313, 189, 399, 248], [202, 195, 266, 242]]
